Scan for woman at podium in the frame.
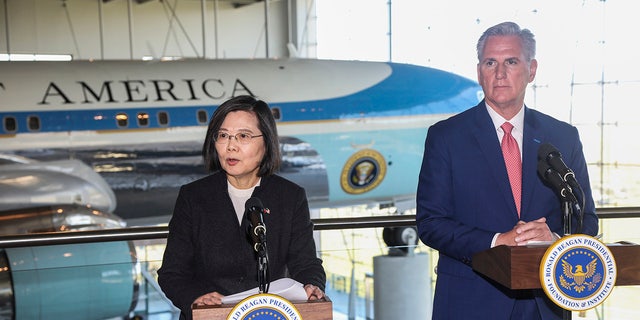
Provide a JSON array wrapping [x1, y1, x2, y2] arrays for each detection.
[[158, 96, 326, 320]]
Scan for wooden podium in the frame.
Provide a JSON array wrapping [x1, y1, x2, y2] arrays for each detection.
[[471, 242, 640, 290], [192, 296, 332, 320]]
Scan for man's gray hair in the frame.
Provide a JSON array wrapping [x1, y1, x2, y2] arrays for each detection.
[[476, 21, 536, 62]]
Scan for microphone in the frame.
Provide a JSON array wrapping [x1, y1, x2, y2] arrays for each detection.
[[537, 143, 585, 235], [244, 197, 270, 293], [537, 143, 580, 191], [537, 160, 578, 203], [245, 197, 267, 253]]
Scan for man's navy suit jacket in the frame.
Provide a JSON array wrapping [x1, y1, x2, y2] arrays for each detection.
[[416, 101, 598, 319]]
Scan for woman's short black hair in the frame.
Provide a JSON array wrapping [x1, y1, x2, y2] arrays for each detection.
[[202, 95, 281, 176]]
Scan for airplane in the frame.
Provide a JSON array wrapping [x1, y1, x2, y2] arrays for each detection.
[[0, 58, 483, 225], [0, 58, 482, 319]]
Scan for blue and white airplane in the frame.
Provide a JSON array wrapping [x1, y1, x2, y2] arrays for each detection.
[[0, 58, 482, 223], [0, 58, 482, 319]]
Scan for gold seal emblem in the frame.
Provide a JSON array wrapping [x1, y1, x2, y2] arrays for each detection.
[[227, 293, 302, 320], [340, 149, 386, 194], [539, 234, 616, 311]]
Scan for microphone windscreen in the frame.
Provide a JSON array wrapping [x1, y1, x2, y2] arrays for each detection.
[[537, 142, 558, 160], [537, 160, 550, 177], [245, 197, 263, 211]]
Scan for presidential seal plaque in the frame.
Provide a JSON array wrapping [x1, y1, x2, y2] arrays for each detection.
[[539, 234, 617, 311], [226, 293, 302, 320]]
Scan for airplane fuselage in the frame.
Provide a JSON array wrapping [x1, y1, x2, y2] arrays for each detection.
[[0, 59, 482, 222]]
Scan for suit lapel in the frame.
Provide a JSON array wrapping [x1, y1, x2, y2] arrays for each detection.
[[469, 103, 520, 218], [521, 107, 545, 220]]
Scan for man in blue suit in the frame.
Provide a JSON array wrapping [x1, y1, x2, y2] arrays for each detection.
[[416, 21, 599, 319]]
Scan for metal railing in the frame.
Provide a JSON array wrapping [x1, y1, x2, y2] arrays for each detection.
[[0, 207, 638, 248]]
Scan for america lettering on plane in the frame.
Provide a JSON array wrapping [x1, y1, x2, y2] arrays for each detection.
[[36, 78, 254, 106]]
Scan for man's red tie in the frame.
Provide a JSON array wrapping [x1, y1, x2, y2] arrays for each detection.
[[501, 122, 522, 216]]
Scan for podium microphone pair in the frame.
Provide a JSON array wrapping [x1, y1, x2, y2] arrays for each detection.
[[245, 197, 270, 293], [537, 143, 585, 233], [246, 197, 268, 254]]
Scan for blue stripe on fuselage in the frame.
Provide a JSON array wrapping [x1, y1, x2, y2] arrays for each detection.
[[271, 62, 480, 121], [0, 63, 481, 134]]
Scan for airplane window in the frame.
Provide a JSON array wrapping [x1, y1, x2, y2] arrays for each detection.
[[271, 107, 281, 120], [137, 112, 149, 127], [197, 110, 208, 125], [116, 113, 129, 128], [27, 115, 41, 131], [4, 116, 17, 132], [158, 111, 169, 126]]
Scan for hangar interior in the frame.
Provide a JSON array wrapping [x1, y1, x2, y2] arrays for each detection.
[[1, 1, 640, 320], [0, 0, 315, 60]]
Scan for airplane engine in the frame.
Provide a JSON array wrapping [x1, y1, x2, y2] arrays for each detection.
[[0, 241, 139, 320], [0, 205, 126, 235], [0, 157, 117, 214], [0, 204, 138, 319]]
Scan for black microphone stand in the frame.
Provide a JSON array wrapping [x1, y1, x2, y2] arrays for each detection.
[[561, 198, 574, 320], [254, 227, 270, 294], [561, 192, 583, 320], [573, 185, 585, 235], [562, 199, 572, 237]]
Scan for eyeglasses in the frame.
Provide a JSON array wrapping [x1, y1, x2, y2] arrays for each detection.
[[214, 131, 263, 145]]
